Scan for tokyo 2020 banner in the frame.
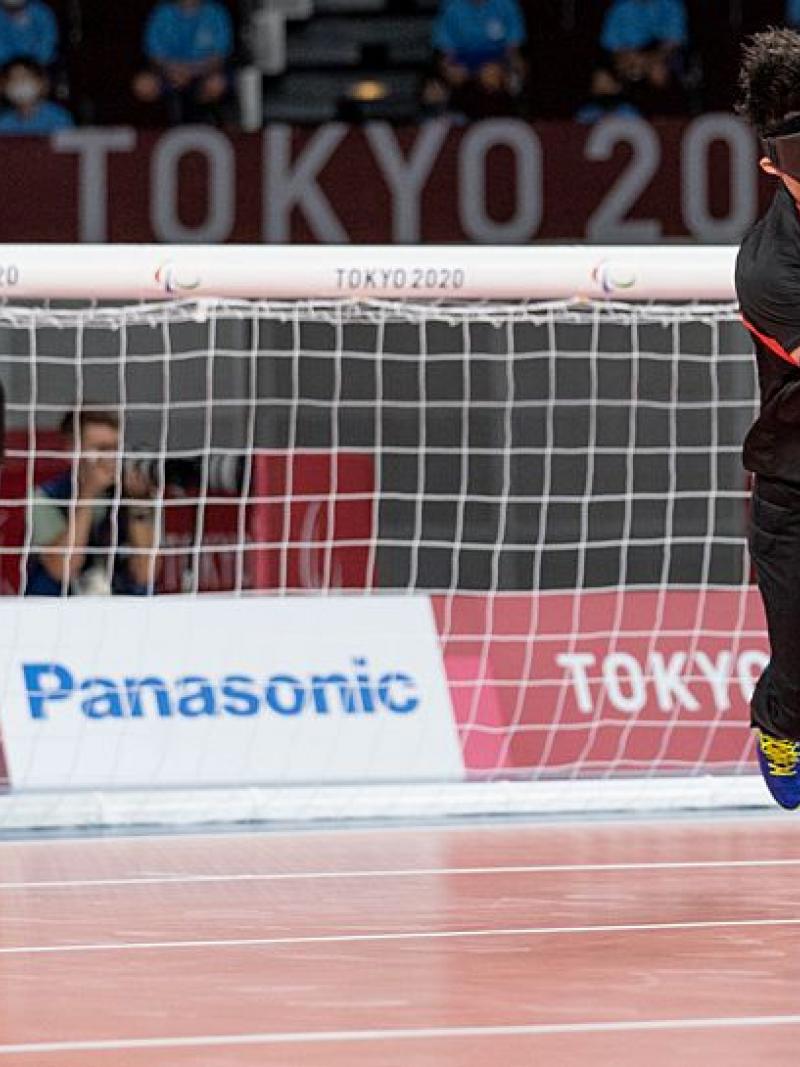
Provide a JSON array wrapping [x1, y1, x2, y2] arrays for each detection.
[[435, 589, 765, 777], [0, 116, 774, 245]]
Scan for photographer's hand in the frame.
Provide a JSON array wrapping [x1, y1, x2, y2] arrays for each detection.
[[40, 460, 114, 589], [123, 465, 155, 501], [122, 467, 160, 589]]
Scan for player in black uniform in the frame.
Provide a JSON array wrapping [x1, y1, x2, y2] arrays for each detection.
[[736, 28, 800, 808]]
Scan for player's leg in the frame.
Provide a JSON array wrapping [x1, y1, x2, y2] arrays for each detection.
[[749, 476, 800, 807]]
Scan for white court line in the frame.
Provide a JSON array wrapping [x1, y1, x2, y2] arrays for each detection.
[[3, 857, 800, 890], [1, 916, 799, 957], [3, 1013, 800, 1054]]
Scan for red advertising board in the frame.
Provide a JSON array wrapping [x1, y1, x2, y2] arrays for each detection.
[[0, 431, 68, 596], [250, 451, 375, 591], [435, 589, 764, 776], [0, 117, 774, 245]]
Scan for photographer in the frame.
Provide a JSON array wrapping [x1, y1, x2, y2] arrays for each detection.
[[25, 409, 160, 596]]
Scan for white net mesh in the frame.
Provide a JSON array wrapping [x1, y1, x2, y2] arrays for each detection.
[[0, 297, 767, 821]]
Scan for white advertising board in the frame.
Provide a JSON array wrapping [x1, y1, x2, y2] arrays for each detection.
[[0, 596, 462, 789]]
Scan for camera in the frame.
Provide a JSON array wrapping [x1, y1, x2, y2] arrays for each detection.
[[124, 451, 245, 494]]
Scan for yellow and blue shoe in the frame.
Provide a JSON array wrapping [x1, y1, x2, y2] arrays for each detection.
[[756, 730, 800, 810]]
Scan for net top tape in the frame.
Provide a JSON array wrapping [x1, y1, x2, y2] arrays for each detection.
[[0, 244, 738, 303], [0, 298, 742, 330]]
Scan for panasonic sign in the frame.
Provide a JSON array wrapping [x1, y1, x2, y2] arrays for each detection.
[[22, 658, 421, 720], [0, 597, 462, 788]]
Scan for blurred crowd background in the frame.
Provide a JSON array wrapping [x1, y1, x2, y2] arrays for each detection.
[[0, 0, 792, 134]]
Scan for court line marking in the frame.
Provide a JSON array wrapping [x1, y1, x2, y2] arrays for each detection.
[[3, 857, 800, 890], [3, 1013, 800, 1054], [1, 915, 799, 956]]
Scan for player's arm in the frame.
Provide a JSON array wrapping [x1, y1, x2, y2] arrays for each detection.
[[737, 260, 800, 368], [741, 313, 800, 367]]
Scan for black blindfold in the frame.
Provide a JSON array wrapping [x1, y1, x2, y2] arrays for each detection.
[[764, 113, 800, 181]]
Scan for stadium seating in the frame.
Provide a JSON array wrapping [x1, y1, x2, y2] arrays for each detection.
[[28, 0, 796, 126], [251, 0, 435, 123]]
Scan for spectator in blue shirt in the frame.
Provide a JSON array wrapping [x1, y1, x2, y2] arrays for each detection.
[[587, 0, 689, 117], [600, 0, 687, 54], [426, 0, 527, 118], [0, 58, 72, 134], [0, 0, 58, 69], [133, 0, 234, 124]]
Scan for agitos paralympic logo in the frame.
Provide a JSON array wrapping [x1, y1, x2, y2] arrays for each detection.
[[592, 259, 637, 296], [155, 261, 202, 295]]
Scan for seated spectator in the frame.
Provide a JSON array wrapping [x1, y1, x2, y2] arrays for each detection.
[[0, 58, 72, 134], [25, 410, 160, 597], [589, 0, 689, 117], [425, 0, 527, 119], [575, 96, 641, 124], [0, 0, 58, 69], [133, 0, 234, 124]]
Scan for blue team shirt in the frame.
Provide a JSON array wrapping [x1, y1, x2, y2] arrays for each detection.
[[0, 100, 72, 134], [0, 0, 58, 67], [145, 1, 233, 64], [787, 0, 800, 26], [600, 0, 688, 52], [433, 0, 526, 67]]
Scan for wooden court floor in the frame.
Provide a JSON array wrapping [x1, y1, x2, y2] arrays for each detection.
[[0, 815, 798, 1065]]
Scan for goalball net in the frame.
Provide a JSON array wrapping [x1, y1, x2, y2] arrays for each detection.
[[0, 244, 768, 828]]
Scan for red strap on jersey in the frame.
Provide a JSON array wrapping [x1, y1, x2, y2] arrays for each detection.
[[741, 315, 800, 366]]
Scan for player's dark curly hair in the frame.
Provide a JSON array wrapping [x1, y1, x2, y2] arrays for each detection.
[[737, 28, 800, 138]]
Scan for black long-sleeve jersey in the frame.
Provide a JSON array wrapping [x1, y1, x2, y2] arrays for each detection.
[[736, 182, 800, 485]]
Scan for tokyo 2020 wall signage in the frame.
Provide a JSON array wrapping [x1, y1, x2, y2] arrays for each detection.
[[0, 117, 773, 245]]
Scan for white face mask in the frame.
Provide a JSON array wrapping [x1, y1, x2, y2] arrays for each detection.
[[6, 78, 39, 106]]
